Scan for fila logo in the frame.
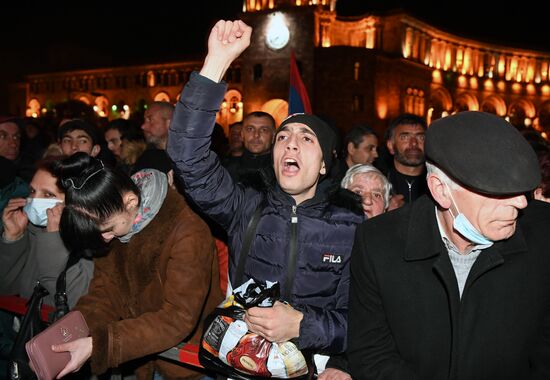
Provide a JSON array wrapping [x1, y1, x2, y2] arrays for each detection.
[[322, 253, 342, 264]]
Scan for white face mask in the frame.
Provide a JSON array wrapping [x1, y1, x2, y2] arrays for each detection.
[[446, 186, 494, 247], [23, 198, 63, 226]]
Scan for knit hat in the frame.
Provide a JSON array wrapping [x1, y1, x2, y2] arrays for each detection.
[[277, 113, 336, 174], [425, 111, 540, 195]]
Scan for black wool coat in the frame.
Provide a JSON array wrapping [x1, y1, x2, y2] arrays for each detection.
[[348, 196, 550, 380]]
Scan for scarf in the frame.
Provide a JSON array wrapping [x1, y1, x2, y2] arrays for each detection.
[[118, 169, 168, 243]]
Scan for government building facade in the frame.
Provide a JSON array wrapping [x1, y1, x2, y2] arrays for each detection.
[[9, 0, 550, 139]]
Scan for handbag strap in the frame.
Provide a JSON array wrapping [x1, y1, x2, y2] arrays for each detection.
[[9, 282, 48, 366], [234, 198, 265, 287], [53, 254, 80, 321]]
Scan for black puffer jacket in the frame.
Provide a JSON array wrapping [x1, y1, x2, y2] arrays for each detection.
[[168, 72, 363, 353]]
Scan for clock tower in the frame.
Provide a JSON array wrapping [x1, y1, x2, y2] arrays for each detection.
[[239, 1, 334, 123]]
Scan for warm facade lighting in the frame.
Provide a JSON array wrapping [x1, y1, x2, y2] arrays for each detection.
[[432, 69, 442, 84], [376, 100, 388, 119], [484, 79, 494, 91], [526, 84, 536, 95], [458, 75, 467, 88], [403, 28, 413, 58], [542, 85, 550, 96], [511, 83, 522, 93], [497, 81, 506, 92], [524, 118, 532, 127], [469, 77, 478, 89]]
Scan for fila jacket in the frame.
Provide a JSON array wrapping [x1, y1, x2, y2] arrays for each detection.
[[168, 72, 363, 354]]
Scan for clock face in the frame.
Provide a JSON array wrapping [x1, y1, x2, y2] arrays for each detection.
[[266, 14, 290, 50]]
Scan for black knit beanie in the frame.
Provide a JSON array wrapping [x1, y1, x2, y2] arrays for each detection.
[[277, 114, 336, 174]]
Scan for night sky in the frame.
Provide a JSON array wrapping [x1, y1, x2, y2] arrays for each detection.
[[1, 1, 549, 81]]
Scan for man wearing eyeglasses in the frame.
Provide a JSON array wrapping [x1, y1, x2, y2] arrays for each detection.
[[383, 113, 428, 206]]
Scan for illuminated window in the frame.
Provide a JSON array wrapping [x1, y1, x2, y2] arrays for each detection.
[[154, 91, 171, 103], [352, 94, 364, 112], [147, 71, 156, 87], [404, 87, 425, 116], [254, 64, 263, 81], [354, 62, 360, 81]]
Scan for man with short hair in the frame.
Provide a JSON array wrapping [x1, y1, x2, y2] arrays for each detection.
[[58, 119, 101, 157], [344, 124, 378, 167], [1, 116, 37, 182], [348, 111, 550, 379], [141, 101, 174, 150], [168, 20, 362, 373], [223, 111, 275, 182], [384, 113, 428, 204], [332, 124, 379, 184], [227, 121, 244, 157], [0, 116, 22, 162]]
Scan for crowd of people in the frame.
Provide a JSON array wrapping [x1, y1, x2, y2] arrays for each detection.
[[1, 19, 550, 380]]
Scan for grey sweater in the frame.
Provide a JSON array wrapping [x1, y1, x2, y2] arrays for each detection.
[[0, 224, 93, 308]]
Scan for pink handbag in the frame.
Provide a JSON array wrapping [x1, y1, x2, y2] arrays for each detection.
[[25, 310, 89, 380]]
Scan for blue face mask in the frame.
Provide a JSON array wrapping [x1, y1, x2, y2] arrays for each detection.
[[23, 198, 63, 227], [447, 188, 494, 247]]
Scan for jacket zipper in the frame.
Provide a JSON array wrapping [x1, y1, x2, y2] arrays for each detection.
[[284, 205, 298, 301]]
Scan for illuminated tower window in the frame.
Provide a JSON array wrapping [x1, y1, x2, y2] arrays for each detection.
[[147, 71, 156, 87], [354, 62, 360, 80], [365, 25, 375, 49], [352, 94, 364, 112], [254, 64, 263, 81]]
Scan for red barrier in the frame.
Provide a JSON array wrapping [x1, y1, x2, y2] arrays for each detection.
[[0, 295, 54, 322]]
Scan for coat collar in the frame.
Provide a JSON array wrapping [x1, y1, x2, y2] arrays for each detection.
[[403, 195, 529, 261], [403, 196, 445, 261]]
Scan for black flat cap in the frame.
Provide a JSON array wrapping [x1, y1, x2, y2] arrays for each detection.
[[425, 111, 540, 195]]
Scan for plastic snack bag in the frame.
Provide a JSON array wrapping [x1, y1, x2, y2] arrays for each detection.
[[199, 279, 308, 379]]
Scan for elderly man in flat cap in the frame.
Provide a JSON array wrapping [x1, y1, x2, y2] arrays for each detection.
[[348, 111, 550, 380]]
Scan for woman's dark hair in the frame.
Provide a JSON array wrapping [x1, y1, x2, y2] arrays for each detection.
[[34, 155, 66, 193], [55, 152, 140, 254]]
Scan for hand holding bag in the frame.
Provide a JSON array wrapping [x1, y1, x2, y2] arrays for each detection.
[[25, 311, 89, 380]]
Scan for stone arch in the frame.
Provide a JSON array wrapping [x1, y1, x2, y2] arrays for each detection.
[[454, 92, 479, 112], [427, 86, 452, 124], [508, 98, 536, 118], [480, 95, 506, 116], [26, 98, 41, 117], [153, 91, 171, 103], [217, 89, 243, 132], [94, 95, 109, 118], [508, 98, 536, 129], [76, 94, 91, 105], [261, 99, 289, 127]]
